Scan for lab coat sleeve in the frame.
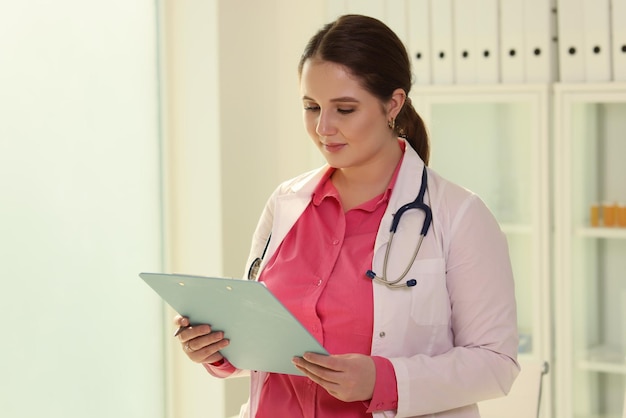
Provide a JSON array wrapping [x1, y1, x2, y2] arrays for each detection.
[[392, 194, 519, 417]]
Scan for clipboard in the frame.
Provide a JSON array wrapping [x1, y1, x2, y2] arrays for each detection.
[[139, 272, 329, 376]]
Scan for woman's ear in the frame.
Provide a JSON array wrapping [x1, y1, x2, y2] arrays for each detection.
[[387, 88, 407, 120]]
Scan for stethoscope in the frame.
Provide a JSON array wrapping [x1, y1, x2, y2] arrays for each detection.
[[248, 235, 271, 281], [365, 165, 432, 288], [248, 166, 432, 288]]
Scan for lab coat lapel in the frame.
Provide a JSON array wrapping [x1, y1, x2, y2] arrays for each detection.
[[265, 166, 327, 263]]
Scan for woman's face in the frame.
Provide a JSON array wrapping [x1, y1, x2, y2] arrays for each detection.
[[299, 59, 397, 171]]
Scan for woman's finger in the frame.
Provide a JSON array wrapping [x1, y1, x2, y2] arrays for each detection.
[[185, 337, 230, 364], [183, 330, 224, 350], [173, 315, 189, 326], [177, 324, 213, 342]]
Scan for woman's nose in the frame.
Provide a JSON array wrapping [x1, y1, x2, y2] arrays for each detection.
[[316, 110, 336, 136]]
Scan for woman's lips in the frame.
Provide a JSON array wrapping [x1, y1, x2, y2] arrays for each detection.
[[323, 143, 345, 153]]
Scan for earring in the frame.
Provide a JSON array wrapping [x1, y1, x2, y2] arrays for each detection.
[[387, 118, 395, 130]]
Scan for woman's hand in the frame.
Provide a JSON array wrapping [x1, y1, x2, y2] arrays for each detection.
[[174, 315, 230, 364], [292, 353, 376, 402]]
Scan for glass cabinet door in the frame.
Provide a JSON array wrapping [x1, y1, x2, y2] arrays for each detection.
[[412, 85, 552, 415], [555, 83, 626, 418]]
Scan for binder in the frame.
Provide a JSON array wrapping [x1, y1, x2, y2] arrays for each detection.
[[384, 0, 409, 48], [556, 0, 586, 82], [407, 0, 432, 85], [453, 0, 477, 84], [499, 0, 525, 83], [430, 0, 455, 84], [611, 0, 626, 81], [582, 0, 612, 81], [524, 0, 558, 82], [474, 0, 500, 83]]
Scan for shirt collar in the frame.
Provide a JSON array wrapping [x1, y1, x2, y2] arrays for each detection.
[[312, 167, 338, 206]]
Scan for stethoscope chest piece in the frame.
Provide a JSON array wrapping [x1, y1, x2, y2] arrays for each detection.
[[247, 234, 272, 281], [248, 257, 262, 281]]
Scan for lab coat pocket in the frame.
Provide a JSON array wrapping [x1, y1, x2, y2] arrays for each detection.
[[407, 258, 449, 325]]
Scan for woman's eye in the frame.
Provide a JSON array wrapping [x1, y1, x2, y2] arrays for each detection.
[[303, 105, 354, 114]]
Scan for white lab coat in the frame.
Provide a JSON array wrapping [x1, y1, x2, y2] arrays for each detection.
[[233, 140, 519, 418]]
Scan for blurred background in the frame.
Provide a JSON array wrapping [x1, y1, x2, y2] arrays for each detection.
[[0, 1, 324, 417]]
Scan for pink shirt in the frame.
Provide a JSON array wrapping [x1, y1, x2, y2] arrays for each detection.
[[253, 163, 401, 417], [209, 139, 520, 417]]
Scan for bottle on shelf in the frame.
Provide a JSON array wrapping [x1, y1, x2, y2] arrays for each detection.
[[603, 202, 618, 227], [590, 202, 600, 227], [618, 203, 626, 227], [589, 202, 626, 228]]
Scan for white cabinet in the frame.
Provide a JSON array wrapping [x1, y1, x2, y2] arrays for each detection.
[[554, 83, 626, 418], [412, 84, 553, 416], [414, 83, 626, 417]]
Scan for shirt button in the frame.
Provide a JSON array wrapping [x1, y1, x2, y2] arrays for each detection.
[[379, 331, 386, 338], [332, 239, 339, 245], [317, 279, 322, 286]]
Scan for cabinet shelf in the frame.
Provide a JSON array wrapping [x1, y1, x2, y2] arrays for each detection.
[[581, 345, 626, 375], [579, 361, 626, 375], [578, 346, 626, 375], [576, 227, 626, 239], [573, 415, 623, 418], [501, 224, 533, 234]]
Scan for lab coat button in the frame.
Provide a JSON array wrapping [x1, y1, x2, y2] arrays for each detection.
[[379, 331, 386, 338]]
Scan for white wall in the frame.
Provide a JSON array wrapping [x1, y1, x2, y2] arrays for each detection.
[[158, 1, 229, 417], [0, 1, 164, 417], [217, 0, 327, 277], [159, 1, 326, 416]]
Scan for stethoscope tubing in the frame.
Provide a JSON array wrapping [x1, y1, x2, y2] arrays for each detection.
[[366, 166, 432, 288], [249, 166, 432, 289]]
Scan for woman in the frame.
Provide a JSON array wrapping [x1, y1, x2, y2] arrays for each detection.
[[175, 14, 519, 417]]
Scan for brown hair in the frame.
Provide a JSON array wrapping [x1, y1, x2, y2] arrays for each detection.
[[298, 14, 430, 165]]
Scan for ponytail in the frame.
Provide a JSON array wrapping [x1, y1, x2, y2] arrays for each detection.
[[396, 98, 430, 165]]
